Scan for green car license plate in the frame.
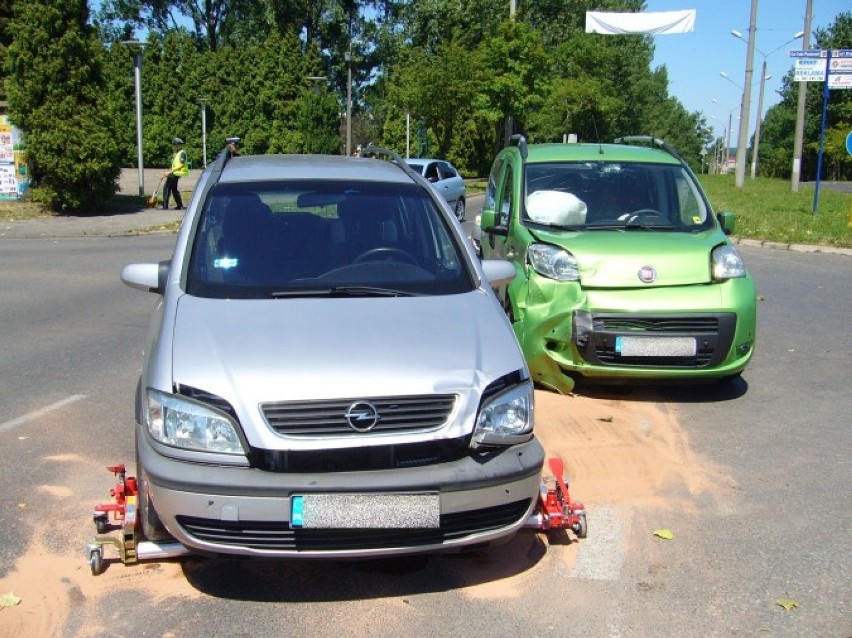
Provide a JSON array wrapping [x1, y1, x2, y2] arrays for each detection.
[[615, 336, 697, 357], [290, 493, 440, 529]]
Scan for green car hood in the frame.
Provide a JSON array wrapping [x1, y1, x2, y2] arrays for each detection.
[[531, 228, 724, 288]]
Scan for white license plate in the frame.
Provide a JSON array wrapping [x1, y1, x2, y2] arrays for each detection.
[[615, 336, 697, 357], [290, 493, 440, 529]]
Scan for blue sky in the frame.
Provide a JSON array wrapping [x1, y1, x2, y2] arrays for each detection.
[[644, 0, 848, 139]]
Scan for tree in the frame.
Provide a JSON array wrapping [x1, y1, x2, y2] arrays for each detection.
[[388, 37, 485, 161], [5, 0, 121, 210]]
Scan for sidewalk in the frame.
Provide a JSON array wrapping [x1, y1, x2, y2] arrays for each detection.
[[0, 168, 201, 239]]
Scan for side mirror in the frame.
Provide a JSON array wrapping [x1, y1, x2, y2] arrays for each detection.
[[480, 208, 507, 237], [481, 259, 516, 287], [717, 211, 736, 236], [121, 260, 170, 295]]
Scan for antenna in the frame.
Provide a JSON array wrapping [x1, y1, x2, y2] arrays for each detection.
[[591, 115, 603, 154]]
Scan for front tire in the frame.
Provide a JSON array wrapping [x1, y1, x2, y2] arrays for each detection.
[[136, 451, 173, 542]]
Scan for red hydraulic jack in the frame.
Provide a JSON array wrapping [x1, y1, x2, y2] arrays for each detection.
[[87, 464, 190, 575], [87, 458, 585, 575], [523, 457, 587, 538]]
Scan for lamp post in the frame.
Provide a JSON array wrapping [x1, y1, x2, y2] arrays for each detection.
[[792, 0, 813, 192], [345, 44, 352, 156], [198, 98, 208, 168], [731, 29, 804, 179], [731, 0, 759, 188], [121, 40, 148, 196], [712, 96, 739, 174]]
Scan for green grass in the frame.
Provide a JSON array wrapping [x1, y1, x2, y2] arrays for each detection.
[[699, 174, 851, 248]]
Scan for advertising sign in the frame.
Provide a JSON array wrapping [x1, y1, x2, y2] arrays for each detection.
[[794, 58, 827, 81], [0, 115, 31, 200]]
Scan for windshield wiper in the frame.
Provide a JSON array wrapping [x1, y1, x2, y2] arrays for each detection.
[[271, 286, 416, 298]]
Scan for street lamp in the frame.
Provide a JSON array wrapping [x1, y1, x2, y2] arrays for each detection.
[[198, 98, 208, 168], [731, 29, 804, 178], [345, 45, 352, 156], [711, 97, 739, 174], [121, 40, 148, 196]]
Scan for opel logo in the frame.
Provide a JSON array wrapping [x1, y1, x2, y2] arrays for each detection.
[[638, 266, 656, 283], [345, 402, 380, 432]]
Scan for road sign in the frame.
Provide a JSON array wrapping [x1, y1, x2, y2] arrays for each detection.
[[846, 131, 852, 156], [789, 49, 826, 58]]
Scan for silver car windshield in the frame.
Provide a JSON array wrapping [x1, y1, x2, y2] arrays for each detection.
[[524, 162, 712, 232], [187, 180, 474, 299]]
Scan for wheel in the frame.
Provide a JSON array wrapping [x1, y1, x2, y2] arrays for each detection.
[[94, 515, 108, 535], [89, 548, 103, 576], [455, 198, 466, 221], [353, 247, 418, 265], [574, 512, 588, 539]]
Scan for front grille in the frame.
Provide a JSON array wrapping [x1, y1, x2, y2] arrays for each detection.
[[261, 395, 456, 437], [578, 312, 737, 369], [593, 316, 719, 333], [176, 498, 531, 551], [250, 438, 472, 472]]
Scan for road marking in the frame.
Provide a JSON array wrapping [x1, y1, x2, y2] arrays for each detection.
[[0, 395, 87, 433], [569, 504, 629, 581]]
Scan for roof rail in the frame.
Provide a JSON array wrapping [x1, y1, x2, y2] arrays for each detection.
[[361, 144, 421, 180], [613, 135, 688, 166], [508, 134, 528, 159]]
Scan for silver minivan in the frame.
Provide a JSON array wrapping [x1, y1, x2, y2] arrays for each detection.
[[121, 148, 544, 558]]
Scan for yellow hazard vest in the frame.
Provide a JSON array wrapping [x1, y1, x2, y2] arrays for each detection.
[[171, 149, 189, 177]]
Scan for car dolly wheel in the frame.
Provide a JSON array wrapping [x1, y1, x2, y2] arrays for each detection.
[[88, 547, 104, 576]]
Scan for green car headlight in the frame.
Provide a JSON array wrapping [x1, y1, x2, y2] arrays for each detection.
[[473, 382, 534, 447], [711, 244, 746, 281], [145, 388, 245, 455], [528, 243, 580, 281]]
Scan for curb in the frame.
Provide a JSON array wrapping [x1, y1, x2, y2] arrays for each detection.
[[732, 237, 851, 257]]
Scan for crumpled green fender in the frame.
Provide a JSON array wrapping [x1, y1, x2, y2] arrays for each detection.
[[508, 264, 583, 395]]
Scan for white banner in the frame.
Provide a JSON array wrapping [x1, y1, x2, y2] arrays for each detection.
[[585, 10, 696, 35]]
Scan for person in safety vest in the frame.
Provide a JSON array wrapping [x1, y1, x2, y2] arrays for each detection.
[[162, 137, 189, 210]]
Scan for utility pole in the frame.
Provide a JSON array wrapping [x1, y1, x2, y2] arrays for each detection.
[[751, 59, 768, 179], [734, 0, 758, 187], [791, 0, 813, 192]]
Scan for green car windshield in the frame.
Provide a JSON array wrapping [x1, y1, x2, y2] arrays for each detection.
[[523, 162, 712, 232]]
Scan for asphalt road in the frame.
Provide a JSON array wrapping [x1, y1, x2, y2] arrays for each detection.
[[0, 226, 849, 636]]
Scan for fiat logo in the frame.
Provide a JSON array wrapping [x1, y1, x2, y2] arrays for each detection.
[[345, 402, 380, 432], [638, 266, 656, 283]]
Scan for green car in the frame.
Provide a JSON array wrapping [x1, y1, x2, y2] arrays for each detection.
[[478, 135, 756, 394]]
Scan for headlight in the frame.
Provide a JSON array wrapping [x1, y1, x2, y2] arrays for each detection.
[[473, 382, 534, 447], [712, 244, 746, 280], [145, 388, 245, 455], [528, 243, 580, 281]]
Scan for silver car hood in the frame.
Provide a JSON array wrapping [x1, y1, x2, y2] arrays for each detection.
[[170, 292, 523, 449]]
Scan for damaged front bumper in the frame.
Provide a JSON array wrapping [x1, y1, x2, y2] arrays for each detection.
[[510, 275, 757, 393]]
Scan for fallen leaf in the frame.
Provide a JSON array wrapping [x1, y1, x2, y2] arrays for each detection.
[[0, 592, 21, 607], [757, 295, 766, 301], [776, 598, 798, 611], [597, 415, 614, 423], [653, 529, 674, 540]]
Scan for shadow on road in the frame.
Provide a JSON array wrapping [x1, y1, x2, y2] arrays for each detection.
[[571, 375, 749, 404], [178, 531, 552, 602]]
